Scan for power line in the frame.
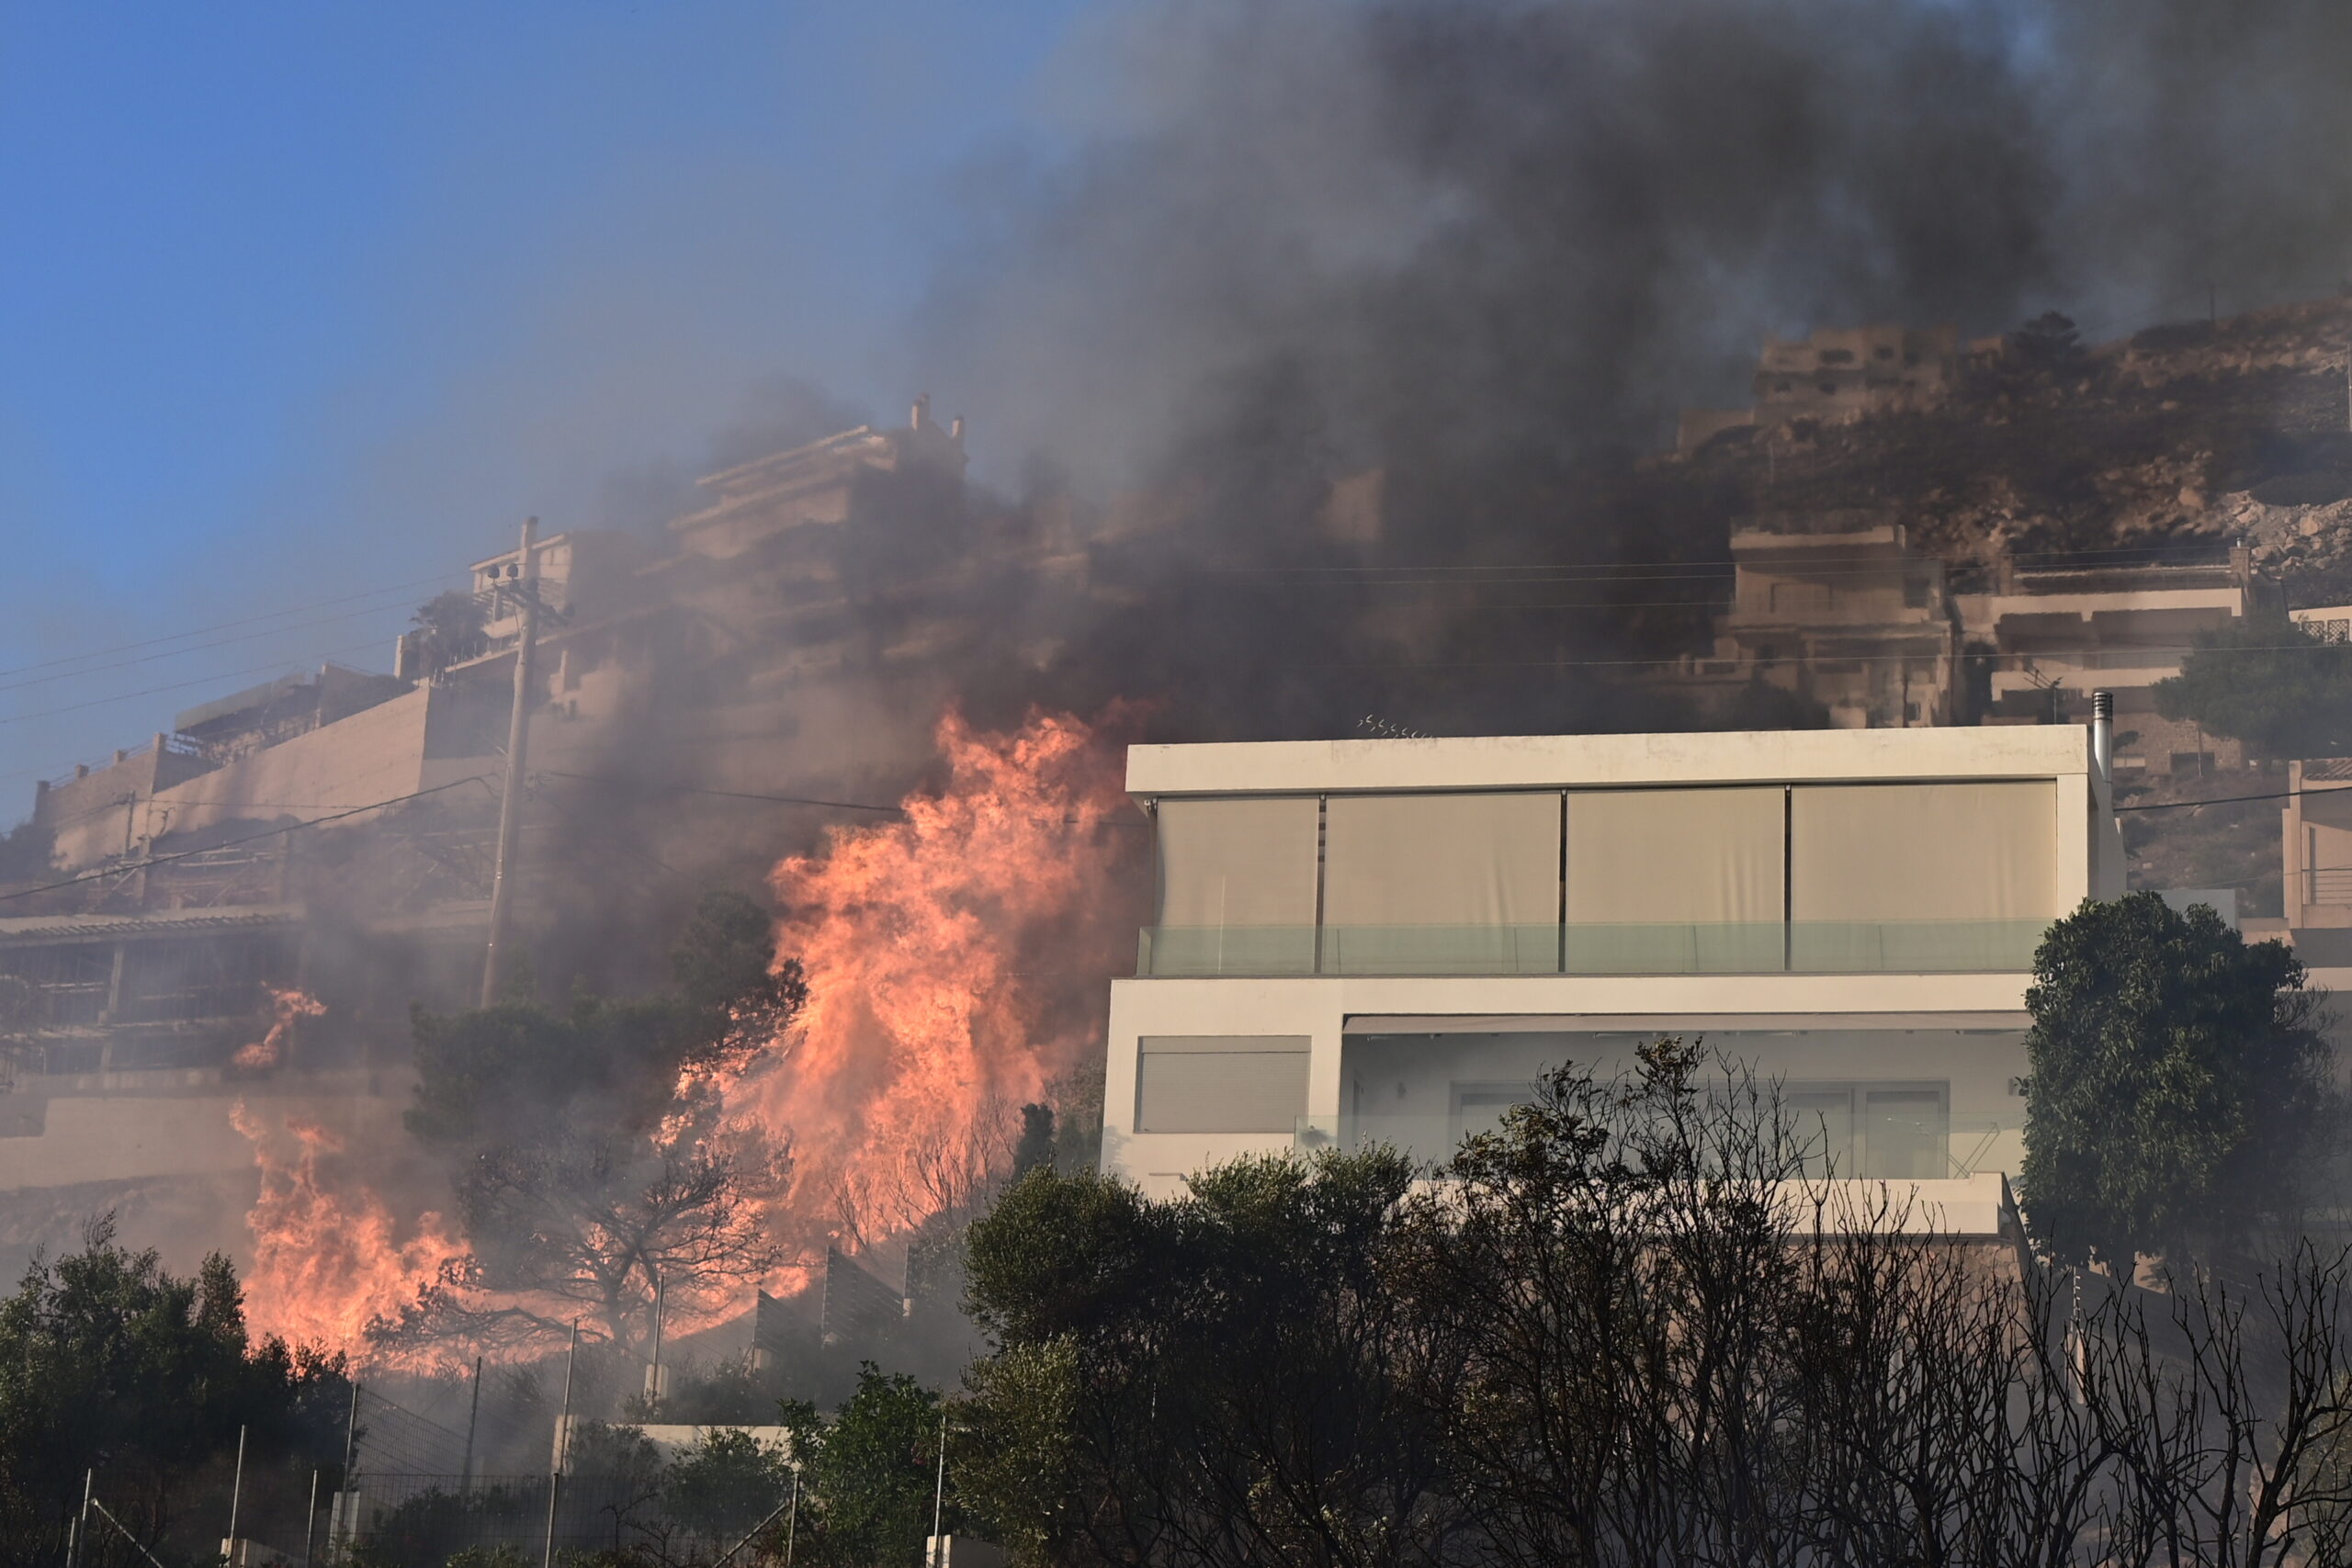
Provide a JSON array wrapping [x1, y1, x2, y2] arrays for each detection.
[[2116, 786, 2308, 813], [534, 768, 904, 815], [0, 600, 447, 700], [0, 572, 461, 684], [0, 775, 494, 907], [0, 639, 395, 729], [1198, 540, 2244, 579], [1292, 638, 2352, 673]]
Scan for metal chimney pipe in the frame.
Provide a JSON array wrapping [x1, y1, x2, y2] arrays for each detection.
[[2090, 690, 2114, 779]]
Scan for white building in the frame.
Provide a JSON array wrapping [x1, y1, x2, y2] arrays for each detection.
[[1102, 725, 2123, 1213]]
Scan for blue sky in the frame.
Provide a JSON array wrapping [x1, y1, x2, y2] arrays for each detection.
[[0, 1, 1097, 815]]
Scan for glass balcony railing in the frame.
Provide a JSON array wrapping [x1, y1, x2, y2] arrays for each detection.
[[1139, 919, 2047, 978], [1136, 925, 1319, 976], [1319, 924, 1562, 976], [1297, 1111, 2023, 1179]]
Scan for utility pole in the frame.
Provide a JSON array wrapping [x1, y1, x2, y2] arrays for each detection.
[[481, 515, 542, 1006], [544, 1318, 579, 1568], [68, 1470, 91, 1568], [226, 1425, 247, 1560], [461, 1354, 483, 1492], [334, 1381, 360, 1559], [645, 1274, 666, 1414], [929, 1408, 949, 1565]]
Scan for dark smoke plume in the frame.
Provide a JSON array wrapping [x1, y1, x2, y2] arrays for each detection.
[[937, 0, 2352, 480], [916, 0, 2352, 739]]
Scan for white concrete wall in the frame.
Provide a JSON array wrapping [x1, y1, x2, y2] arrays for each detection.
[[1104, 727, 2125, 1192], [1104, 971, 2031, 1192], [1129, 724, 2096, 795]]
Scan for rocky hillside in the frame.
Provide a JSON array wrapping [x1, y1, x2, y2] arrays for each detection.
[[1679, 295, 2352, 597]]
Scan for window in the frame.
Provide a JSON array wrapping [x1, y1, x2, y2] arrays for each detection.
[[1151, 797, 1320, 974], [1864, 1089, 1948, 1179], [1136, 1036, 1310, 1134], [1789, 782, 2057, 969], [1451, 1082, 1535, 1147], [1770, 581, 1835, 614], [1566, 788, 1784, 972], [1786, 1083, 1951, 1178], [1322, 794, 1560, 973], [1786, 1089, 1855, 1175]]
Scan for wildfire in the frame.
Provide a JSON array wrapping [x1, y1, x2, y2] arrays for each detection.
[[683, 707, 1136, 1266], [232, 1103, 468, 1363], [233, 985, 326, 1069]]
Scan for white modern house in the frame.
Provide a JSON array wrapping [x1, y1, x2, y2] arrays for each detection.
[[1102, 723, 2125, 1223]]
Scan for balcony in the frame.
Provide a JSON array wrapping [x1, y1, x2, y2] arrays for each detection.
[[1137, 918, 2050, 978], [1295, 1109, 2024, 1180]]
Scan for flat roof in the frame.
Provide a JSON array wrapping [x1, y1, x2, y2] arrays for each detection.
[[1127, 725, 2096, 795]]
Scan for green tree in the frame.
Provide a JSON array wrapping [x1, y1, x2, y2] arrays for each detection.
[[661, 1428, 794, 1545], [406, 589, 489, 680], [2008, 310, 2086, 373], [2153, 611, 2352, 759], [960, 1151, 1445, 1568], [2018, 892, 2338, 1267], [1011, 1103, 1056, 1178], [792, 1364, 955, 1567], [0, 1216, 349, 1564], [669, 890, 809, 1072]]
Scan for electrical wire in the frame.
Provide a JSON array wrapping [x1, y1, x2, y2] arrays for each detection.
[[534, 768, 903, 815], [0, 639, 396, 728], [1195, 540, 2245, 579], [0, 600, 449, 699], [1289, 639, 2352, 672], [0, 572, 462, 684], [2116, 786, 2312, 813]]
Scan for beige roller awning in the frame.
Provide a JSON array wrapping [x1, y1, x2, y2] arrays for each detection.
[[1136, 1034, 1310, 1134], [1155, 796, 1321, 929], [1566, 787, 1784, 924], [1791, 782, 2058, 921], [1343, 1012, 2033, 1034], [1322, 792, 1560, 929]]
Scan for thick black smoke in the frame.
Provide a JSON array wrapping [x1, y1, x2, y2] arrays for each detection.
[[914, 0, 2352, 739], [936, 0, 2352, 483]]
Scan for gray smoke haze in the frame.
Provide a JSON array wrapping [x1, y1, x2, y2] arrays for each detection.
[[924, 0, 2352, 498]]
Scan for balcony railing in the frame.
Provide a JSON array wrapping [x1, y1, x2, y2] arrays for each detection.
[[1137, 919, 2049, 978], [1296, 1111, 2024, 1180]]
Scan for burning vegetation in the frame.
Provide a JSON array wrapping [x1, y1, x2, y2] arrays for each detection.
[[232, 1104, 465, 1360], [682, 707, 1136, 1257], [27, 0, 2352, 1561], [224, 708, 1136, 1375]]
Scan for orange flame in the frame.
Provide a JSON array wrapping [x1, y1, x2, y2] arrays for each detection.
[[233, 985, 326, 1070], [232, 1103, 468, 1365], [684, 707, 1136, 1267]]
